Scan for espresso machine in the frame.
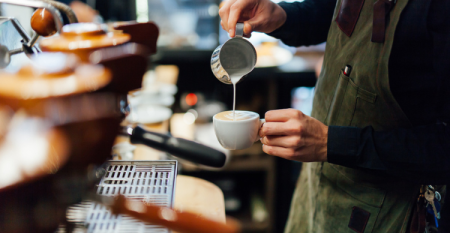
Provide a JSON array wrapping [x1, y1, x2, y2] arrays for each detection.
[[0, 1, 238, 232]]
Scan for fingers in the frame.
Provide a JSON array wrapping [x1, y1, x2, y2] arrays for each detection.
[[218, 0, 237, 32], [220, 0, 254, 37], [259, 121, 303, 137], [260, 135, 303, 148], [219, 0, 286, 37], [262, 145, 297, 160], [227, 0, 247, 37], [265, 109, 304, 122], [260, 109, 329, 163], [222, 15, 252, 38], [243, 21, 253, 36], [262, 145, 318, 162]]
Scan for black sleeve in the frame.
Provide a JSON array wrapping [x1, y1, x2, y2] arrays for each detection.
[[266, 0, 337, 47], [327, 123, 450, 184]]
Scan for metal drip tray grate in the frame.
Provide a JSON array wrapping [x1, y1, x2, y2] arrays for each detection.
[[59, 160, 177, 233]]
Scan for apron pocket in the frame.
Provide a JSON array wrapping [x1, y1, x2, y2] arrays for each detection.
[[335, 0, 365, 37], [326, 71, 376, 127], [326, 71, 358, 126], [316, 163, 385, 232], [350, 78, 377, 128]]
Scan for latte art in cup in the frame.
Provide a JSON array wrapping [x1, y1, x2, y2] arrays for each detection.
[[214, 111, 258, 121], [213, 110, 264, 150]]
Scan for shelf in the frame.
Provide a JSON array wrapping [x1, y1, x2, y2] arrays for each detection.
[[223, 155, 274, 172]]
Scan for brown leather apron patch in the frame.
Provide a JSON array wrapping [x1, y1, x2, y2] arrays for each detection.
[[409, 200, 426, 233], [348, 206, 371, 233], [372, 0, 395, 43], [335, 0, 365, 37]]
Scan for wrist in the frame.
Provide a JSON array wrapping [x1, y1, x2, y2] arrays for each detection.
[[266, 2, 290, 35], [273, 4, 287, 32], [321, 126, 328, 162]]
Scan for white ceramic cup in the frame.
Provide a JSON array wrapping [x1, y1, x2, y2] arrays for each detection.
[[213, 111, 265, 150]]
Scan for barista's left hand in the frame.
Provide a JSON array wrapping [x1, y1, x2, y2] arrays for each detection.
[[260, 109, 328, 162]]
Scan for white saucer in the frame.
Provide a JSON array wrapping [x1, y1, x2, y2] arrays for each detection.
[[126, 105, 173, 124], [128, 89, 175, 107]]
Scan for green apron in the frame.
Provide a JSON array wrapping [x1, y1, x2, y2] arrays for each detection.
[[284, 0, 426, 232]]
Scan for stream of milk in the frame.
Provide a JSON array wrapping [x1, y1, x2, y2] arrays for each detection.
[[229, 71, 247, 120]]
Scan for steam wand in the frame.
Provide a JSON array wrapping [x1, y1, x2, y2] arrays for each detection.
[[120, 126, 227, 168]]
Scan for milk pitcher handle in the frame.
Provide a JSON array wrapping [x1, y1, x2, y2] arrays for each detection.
[[235, 23, 244, 38]]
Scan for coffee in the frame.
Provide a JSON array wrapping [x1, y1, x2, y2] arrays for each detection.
[[214, 110, 264, 150], [214, 111, 258, 121]]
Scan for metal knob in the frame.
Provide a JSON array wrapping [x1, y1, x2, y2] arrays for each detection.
[[31, 8, 57, 37]]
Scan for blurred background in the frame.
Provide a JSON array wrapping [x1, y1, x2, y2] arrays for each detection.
[[0, 1, 324, 232]]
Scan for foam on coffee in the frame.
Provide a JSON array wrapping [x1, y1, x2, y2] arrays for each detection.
[[215, 111, 258, 121]]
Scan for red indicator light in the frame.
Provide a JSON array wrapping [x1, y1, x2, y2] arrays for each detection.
[[185, 93, 197, 106]]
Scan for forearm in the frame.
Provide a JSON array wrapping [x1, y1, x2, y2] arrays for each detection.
[[267, 0, 337, 47], [327, 123, 450, 184]]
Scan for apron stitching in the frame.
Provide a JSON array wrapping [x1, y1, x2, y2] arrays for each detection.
[[399, 188, 420, 233], [311, 162, 324, 232], [370, 193, 386, 233]]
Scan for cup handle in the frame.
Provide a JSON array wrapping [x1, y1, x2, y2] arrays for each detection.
[[255, 119, 265, 142], [235, 23, 244, 38]]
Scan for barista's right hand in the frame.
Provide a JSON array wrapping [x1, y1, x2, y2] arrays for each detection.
[[219, 0, 287, 37]]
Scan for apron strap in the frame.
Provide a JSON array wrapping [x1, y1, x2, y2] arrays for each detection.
[[409, 196, 427, 233], [372, 0, 395, 43]]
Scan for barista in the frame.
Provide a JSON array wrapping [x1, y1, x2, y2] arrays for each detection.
[[220, 0, 450, 232]]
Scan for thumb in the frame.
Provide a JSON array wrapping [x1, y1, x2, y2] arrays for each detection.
[[242, 21, 253, 36]]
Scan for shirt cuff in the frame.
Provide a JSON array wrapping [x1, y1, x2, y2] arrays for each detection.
[[327, 126, 361, 167]]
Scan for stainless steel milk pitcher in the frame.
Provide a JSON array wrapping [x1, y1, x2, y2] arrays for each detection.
[[211, 23, 257, 84]]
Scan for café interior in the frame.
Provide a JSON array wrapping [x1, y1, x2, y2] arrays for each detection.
[[0, 0, 324, 232]]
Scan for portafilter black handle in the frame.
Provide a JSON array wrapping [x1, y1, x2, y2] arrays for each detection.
[[128, 126, 226, 168]]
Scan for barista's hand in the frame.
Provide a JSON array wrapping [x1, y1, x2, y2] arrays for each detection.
[[260, 109, 328, 162], [219, 0, 287, 37]]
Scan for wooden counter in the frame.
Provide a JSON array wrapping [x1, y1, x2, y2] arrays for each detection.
[[174, 175, 226, 223]]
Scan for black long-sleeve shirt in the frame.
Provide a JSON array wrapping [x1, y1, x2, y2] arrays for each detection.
[[268, 0, 450, 184]]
